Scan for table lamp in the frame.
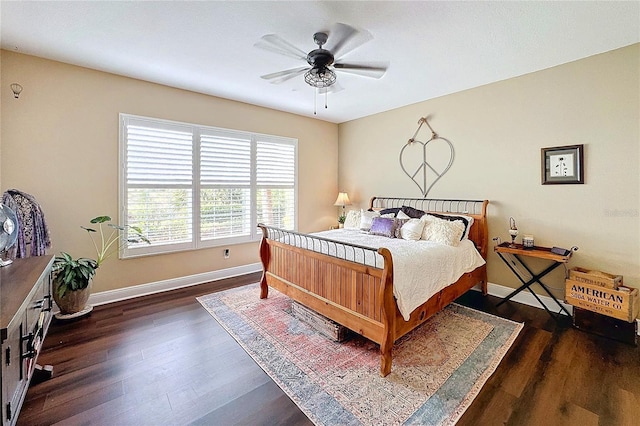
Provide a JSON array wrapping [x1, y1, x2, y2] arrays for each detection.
[[333, 192, 351, 226]]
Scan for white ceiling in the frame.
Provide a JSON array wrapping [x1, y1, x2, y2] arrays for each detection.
[[1, 1, 638, 123]]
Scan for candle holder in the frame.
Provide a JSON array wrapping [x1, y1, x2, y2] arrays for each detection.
[[508, 217, 518, 248], [508, 229, 519, 248]]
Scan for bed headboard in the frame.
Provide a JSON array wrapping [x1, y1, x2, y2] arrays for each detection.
[[369, 197, 490, 259]]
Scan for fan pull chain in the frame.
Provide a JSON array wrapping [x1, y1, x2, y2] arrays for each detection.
[[312, 88, 329, 115]]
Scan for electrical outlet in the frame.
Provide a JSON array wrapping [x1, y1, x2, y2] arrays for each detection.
[[224, 248, 230, 259]]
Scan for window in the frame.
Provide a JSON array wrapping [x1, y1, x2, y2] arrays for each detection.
[[120, 114, 297, 257]]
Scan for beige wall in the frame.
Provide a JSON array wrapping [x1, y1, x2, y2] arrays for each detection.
[[339, 44, 640, 293], [2, 45, 638, 298], [0, 51, 339, 293]]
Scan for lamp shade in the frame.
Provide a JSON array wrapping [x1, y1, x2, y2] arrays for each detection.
[[333, 192, 351, 207]]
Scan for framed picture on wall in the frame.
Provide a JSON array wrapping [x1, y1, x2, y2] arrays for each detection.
[[541, 144, 584, 184]]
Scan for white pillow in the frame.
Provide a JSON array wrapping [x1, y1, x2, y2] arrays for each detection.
[[420, 215, 465, 246], [400, 218, 425, 241], [343, 209, 362, 229], [396, 210, 411, 220], [431, 213, 475, 240], [359, 209, 380, 231]]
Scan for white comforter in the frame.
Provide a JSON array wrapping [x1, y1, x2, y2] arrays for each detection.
[[307, 229, 486, 321]]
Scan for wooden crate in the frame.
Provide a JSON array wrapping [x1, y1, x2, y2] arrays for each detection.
[[291, 301, 350, 342], [565, 279, 639, 322], [572, 307, 637, 346], [569, 267, 622, 289]]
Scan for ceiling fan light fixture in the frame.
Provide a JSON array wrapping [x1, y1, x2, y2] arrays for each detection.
[[304, 67, 336, 88]]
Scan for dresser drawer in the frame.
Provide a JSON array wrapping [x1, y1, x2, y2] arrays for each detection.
[[1, 256, 54, 426], [25, 281, 46, 334], [22, 274, 52, 383], [2, 322, 27, 424]]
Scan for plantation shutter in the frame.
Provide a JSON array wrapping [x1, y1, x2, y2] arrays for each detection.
[[200, 131, 252, 240], [123, 117, 194, 251], [256, 139, 296, 230]]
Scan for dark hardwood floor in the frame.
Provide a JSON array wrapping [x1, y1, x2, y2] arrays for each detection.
[[19, 274, 639, 425]]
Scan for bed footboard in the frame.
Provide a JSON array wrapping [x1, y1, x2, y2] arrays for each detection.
[[258, 225, 394, 353]]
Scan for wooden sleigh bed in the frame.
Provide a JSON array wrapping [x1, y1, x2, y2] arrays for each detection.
[[258, 197, 489, 377]]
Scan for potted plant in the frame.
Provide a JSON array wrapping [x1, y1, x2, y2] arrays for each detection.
[[338, 214, 346, 228], [52, 216, 149, 317]]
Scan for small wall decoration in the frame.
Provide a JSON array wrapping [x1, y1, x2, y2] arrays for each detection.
[[541, 144, 584, 185], [399, 117, 454, 197]]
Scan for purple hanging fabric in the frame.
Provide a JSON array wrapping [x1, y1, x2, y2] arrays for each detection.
[[1, 189, 51, 258]]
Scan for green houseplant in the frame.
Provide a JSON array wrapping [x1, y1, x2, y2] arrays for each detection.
[[52, 216, 149, 316]]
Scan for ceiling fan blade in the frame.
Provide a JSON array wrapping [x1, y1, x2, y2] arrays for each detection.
[[327, 23, 373, 60], [334, 62, 388, 79], [260, 66, 309, 84], [254, 34, 308, 61]]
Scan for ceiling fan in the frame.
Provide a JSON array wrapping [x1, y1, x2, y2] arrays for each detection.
[[255, 23, 388, 112]]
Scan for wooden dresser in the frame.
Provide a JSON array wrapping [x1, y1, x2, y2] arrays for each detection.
[[0, 256, 54, 426]]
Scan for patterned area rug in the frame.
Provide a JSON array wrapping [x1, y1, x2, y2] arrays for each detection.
[[197, 284, 522, 425]]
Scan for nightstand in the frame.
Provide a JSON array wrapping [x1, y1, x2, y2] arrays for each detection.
[[494, 242, 576, 320]]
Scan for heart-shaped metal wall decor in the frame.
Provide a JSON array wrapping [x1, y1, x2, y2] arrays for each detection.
[[399, 117, 455, 197]]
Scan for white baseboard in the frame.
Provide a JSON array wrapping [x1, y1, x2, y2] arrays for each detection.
[[88, 263, 262, 307]]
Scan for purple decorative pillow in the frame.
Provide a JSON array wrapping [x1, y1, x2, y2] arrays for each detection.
[[369, 217, 397, 238]]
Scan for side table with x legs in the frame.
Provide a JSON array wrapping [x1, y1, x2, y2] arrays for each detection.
[[494, 242, 576, 320]]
